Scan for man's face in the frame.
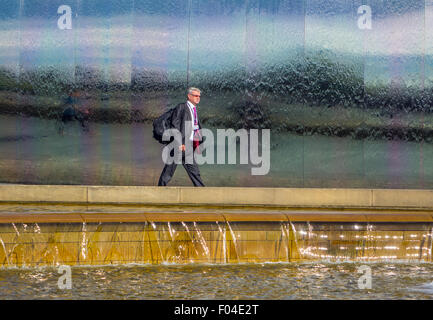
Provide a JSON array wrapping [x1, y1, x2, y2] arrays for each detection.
[[187, 91, 201, 106]]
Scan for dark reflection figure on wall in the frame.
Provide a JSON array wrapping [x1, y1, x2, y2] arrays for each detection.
[[58, 88, 90, 135]]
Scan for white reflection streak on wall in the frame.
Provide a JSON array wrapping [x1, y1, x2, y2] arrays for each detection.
[[0, 9, 430, 63]]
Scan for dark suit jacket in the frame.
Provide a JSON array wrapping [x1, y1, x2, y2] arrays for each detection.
[[171, 102, 203, 146]]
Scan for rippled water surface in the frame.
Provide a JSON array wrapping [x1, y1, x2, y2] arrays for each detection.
[[1, 263, 433, 299]]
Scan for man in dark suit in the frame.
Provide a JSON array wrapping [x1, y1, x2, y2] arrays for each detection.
[[158, 87, 205, 187]]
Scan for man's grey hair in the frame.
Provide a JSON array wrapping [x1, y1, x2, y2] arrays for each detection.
[[188, 87, 201, 95]]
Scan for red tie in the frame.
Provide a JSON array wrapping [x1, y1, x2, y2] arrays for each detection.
[[193, 106, 200, 152], [193, 106, 198, 126]]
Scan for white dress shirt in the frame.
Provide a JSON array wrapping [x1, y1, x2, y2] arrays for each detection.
[[186, 101, 199, 141]]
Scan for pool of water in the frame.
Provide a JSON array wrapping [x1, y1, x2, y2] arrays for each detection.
[[1, 262, 433, 299]]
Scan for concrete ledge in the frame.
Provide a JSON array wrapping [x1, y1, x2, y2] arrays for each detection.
[[88, 186, 180, 204], [1, 184, 433, 210], [0, 184, 87, 203], [274, 188, 372, 207], [372, 189, 433, 208]]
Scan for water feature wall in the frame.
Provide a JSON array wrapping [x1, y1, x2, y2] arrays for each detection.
[[1, 221, 432, 266], [1, 0, 433, 188]]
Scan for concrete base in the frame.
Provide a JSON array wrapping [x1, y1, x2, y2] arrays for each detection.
[[1, 184, 433, 209], [0, 184, 432, 266]]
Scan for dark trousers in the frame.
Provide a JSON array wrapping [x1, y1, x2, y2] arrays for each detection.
[[158, 149, 205, 187]]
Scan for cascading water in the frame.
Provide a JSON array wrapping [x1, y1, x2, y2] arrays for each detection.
[[216, 221, 227, 264], [0, 238, 10, 265], [149, 221, 166, 263], [193, 221, 211, 262], [80, 222, 87, 261], [181, 221, 200, 261], [226, 222, 240, 263], [0, 221, 432, 267]]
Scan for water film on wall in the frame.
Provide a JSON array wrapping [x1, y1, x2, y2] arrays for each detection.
[[0, 0, 432, 188]]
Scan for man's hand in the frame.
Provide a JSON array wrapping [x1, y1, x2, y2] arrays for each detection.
[[178, 144, 186, 152]]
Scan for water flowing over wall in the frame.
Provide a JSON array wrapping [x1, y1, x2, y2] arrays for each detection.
[[1, 0, 433, 188], [0, 221, 432, 266]]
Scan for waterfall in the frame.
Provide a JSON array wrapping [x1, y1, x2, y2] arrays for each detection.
[[0, 221, 432, 267]]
